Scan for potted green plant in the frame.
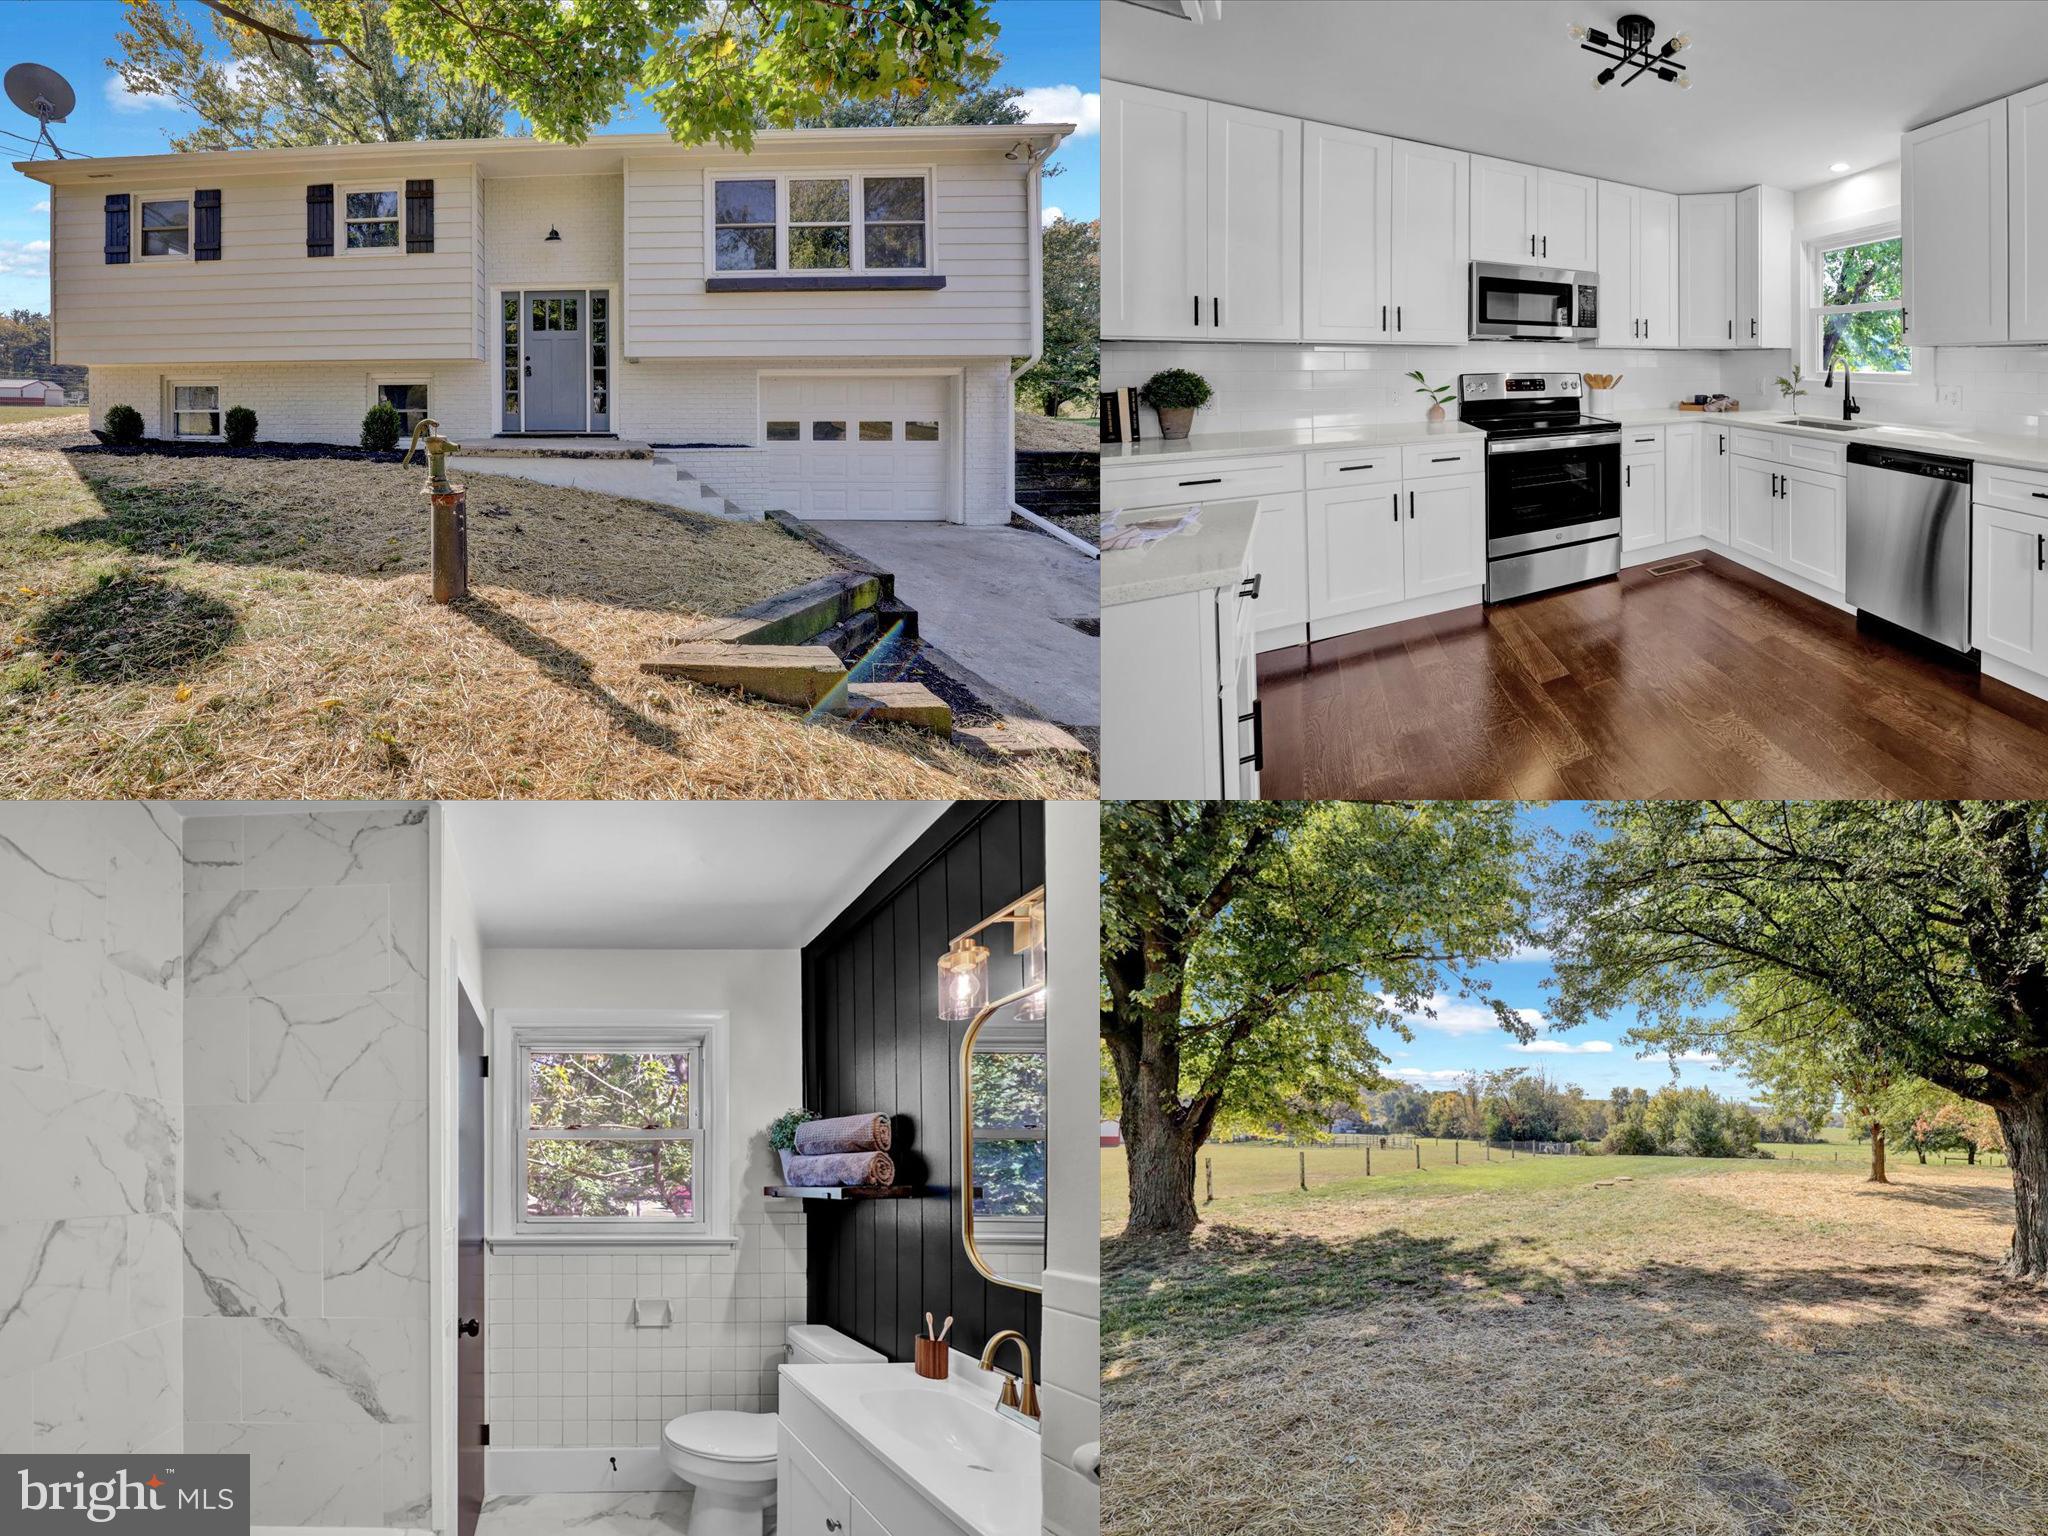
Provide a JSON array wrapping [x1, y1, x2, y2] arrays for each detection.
[[769, 1107, 819, 1181], [1408, 370, 1456, 424], [1774, 364, 1808, 413], [1140, 368, 1213, 440]]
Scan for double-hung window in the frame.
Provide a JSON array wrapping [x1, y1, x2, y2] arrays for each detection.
[[969, 1044, 1047, 1220], [343, 187, 401, 252], [710, 171, 931, 275], [1810, 229, 1909, 376], [374, 381, 429, 437], [169, 383, 221, 438], [139, 196, 189, 259], [494, 1011, 730, 1247]]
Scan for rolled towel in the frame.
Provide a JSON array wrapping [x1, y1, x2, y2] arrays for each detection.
[[795, 1113, 892, 1156], [782, 1151, 895, 1188]]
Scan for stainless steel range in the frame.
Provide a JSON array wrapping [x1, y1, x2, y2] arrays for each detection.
[[1458, 370, 1622, 602]]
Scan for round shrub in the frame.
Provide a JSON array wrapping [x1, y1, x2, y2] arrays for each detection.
[[1140, 367, 1213, 411], [224, 405, 257, 448], [360, 400, 402, 452], [1602, 1117, 1661, 1156], [103, 403, 144, 445]]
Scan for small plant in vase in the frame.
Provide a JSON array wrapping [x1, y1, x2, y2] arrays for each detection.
[[1774, 364, 1808, 413], [1408, 370, 1456, 423], [1140, 368, 1213, 440], [769, 1107, 818, 1182]]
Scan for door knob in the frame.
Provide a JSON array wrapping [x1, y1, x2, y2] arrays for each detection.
[[459, 1318, 480, 1337]]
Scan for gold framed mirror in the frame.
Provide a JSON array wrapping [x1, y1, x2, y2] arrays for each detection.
[[955, 886, 1047, 1293]]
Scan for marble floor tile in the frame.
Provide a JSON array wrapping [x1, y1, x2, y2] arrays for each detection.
[[476, 1492, 695, 1536], [240, 807, 428, 891], [248, 992, 425, 1102], [185, 885, 389, 999], [184, 1209, 324, 1317]]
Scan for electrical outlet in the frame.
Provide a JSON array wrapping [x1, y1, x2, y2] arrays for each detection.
[[1937, 384, 1963, 409]]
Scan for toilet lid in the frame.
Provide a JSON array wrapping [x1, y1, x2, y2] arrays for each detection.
[[662, 1410, 776, 1463]]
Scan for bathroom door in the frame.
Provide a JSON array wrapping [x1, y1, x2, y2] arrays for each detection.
[[458, 984, 487, 1536]]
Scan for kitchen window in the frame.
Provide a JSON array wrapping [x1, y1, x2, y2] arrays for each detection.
[[342, 187, 401, 252], [708, 170, 932, 275], [493, 1011, 732, 1247], [168, 382, 221, 438], [1810, 229, 1909, 376], [138, 197, 189, 259]]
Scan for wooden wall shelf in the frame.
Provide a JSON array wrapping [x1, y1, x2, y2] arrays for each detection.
[[764, 1185, 919, 1201]]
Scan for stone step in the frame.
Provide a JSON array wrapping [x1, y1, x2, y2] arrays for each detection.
[[954, 718, 1092, 757], [705, 571, 890, 647], [835, 682, 953, 734], [640, 643, 846, 707]]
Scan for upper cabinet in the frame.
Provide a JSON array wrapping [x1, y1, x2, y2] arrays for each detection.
[[1302, 122, 1393, 343], [2008, 82, 2048, 343], [1679, 191, 1737, 347], [1471, 156, 1597, 266], [1735, 186, 1793, 348], [1384, 139, 1472, 345], [1598, 181, 1678, 346], [1903, 99, 2009, 346], [1102, 83, 1299, 341]]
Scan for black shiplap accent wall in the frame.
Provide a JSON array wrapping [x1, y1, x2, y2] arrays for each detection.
[[801, 801, 1043, 1367]]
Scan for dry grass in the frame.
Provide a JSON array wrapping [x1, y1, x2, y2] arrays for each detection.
[[1103, 1154, 2048, 1536], [0, 419, 1096, 798], [1014, 413, 1097, 451]]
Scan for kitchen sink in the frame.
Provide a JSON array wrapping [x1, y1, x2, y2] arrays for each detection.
[[1773, 417, 1867, 431]]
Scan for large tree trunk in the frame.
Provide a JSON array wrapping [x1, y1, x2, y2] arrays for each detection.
[[1995, 1091, 2048, 1281], [1868, 1119, 1889, 1184], [1121, 1098, 1200, 1237]]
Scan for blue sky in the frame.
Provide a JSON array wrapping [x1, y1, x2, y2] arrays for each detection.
[[1379, 802, 1752, 1102], [0, 0, 1099, 311]]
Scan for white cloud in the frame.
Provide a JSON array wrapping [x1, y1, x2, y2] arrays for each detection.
[[105, 75, 176, 113], [1015, 85, 1099, 137], [1510, 1039, 1615, 1055], [30, 200, 49, 214], [1504, 942, 1553, 962], [1383, 992, 1545, 1037], [1041, 205, 1063, 227], [0, 239, 50, 277], [1676, 1049, 1721, 1064], [1387, 1067, 1469, 1086]]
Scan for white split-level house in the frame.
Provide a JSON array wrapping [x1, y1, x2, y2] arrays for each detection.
[[17, 121, 1070, 524]]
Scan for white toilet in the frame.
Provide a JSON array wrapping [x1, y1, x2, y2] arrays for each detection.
[[661, 1323, 884, 1536]]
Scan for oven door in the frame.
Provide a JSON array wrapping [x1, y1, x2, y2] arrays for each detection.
[[1470, 262, 1592, 340], [1486, 434, 1622, 556]]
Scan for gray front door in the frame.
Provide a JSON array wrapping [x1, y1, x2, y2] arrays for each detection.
[[523, 290, 586, 431]]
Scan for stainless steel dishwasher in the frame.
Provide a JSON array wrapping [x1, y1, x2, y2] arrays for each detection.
[[1845, 443, 1974, 654]]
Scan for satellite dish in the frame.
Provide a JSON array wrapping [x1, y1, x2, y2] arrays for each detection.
[[6, 62, 77, 159]]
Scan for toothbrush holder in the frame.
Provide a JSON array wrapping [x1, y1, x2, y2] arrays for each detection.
[[914, 1336, 949, 1380]]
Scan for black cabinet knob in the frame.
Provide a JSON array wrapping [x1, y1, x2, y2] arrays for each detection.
[[459, 1318, 480, 1337]]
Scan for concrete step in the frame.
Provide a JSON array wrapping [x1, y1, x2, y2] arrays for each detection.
[[640, 643, 846, 707], [693, 571, 890, 647], [955, 718, 1092, 757], [835, 682, 953, 734]]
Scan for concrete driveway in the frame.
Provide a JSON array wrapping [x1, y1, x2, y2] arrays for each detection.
[[805, 520, 1098, 729]]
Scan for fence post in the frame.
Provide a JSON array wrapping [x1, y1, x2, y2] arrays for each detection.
[[1415, 1143, 1421, 1170], [1485, 1142, 1491, 1161], [1510, 1142, 1516, 1159], [1299, 1150, 1307, 1191], [1366, 1145, 1372, 1177], [1455, 1140, 1460, 1165], [1205, 1156, 1213, 1204]]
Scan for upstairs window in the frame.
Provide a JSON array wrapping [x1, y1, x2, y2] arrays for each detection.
[[710, 171, 932, 276], [139, 198, 189, 259], [343, 188, 401, 252], [1812, 231, 1908, 376]]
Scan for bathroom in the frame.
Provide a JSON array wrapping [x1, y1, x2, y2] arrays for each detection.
[[0, 799, 1098, 1536]]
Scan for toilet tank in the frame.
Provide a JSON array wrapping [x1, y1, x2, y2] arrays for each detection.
[[786, 1323, 885, 1366]]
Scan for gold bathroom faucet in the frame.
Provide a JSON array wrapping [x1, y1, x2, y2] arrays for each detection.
[[977, 1330, 1040, 1421]]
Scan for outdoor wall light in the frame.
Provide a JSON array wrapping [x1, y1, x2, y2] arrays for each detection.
[[545, 225, 562, 241]]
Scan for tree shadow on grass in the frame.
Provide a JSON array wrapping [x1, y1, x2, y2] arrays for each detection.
[[30, 571, 238, 684], [449, 595, 679, 753]]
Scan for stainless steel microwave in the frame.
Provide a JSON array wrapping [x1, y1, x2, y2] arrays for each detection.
[[1469, 262, 1599, 341]]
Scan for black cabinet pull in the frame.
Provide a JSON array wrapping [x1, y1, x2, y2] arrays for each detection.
[[1634, 435, 1655, 443], [1727, 319, 1732, 339], [1645, 319, 1650, 340], [1337, 463, 1375, 472], [1718, 434, 1726, 456], [1408, 490, 1415, 519], [1391, 493, 1399, 523], [2039, 533, 2045, 572], [1633, 319, 1639, 338], [1431, 455, 1460, 462], [1530, 235, 1536, 256], [1396, 305, 1402, 331], [1213, 296, 1220, 327], [2031, 491, 2048, 500], [1239, 698, 1264, 771], [1239, 572, 1262, 600], [1178, 477, 1222, 487], [1382, 304, 1388, 332], [1751, 317, 1757, 338], [1193, 294, 1200, 326], [1541, 234, 1547, 258], [1626, 464, 1631, 488]]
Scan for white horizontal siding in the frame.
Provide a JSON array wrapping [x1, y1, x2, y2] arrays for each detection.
[[623, 146, 1034, 359], [51, 162, 482, 365]]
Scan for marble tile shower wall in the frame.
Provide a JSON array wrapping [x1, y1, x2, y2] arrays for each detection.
[[1101, 341, 1776, 435], [484, 1206, 808, 1449], [0, 804, 185, 1458], [179, 807, 432, 1530]]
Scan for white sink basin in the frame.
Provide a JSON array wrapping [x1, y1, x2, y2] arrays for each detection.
[[860, 1387, 1021, 1469], [1773, 416, 1867, 431]]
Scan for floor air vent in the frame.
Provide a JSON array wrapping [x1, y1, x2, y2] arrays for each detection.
[[1647, 558, 1703, 576]]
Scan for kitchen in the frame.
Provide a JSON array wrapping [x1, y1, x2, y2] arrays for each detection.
[[1098, 0, 2048, 798]]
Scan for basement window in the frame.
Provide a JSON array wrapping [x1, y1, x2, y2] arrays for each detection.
[[373, 380, 429, 438], [169, 382, 221, 438]]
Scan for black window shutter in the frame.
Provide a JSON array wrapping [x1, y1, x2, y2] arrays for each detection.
[[104, 194, 131, 265], [194, 189, 222, 261], [405, 179, 435, 254], [306, 183, 333, 257]]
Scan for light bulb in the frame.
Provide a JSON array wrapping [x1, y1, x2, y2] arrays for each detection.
[[1568, 22, 1586, 39], [1592, 70, 1612, 92], [1670, 32, 1692, 51], [1677, 75, 1694, 90], [1829, 161, 1851, 174]]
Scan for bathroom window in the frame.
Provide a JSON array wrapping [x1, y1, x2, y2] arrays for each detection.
[[494, 1011, 732, 1247]]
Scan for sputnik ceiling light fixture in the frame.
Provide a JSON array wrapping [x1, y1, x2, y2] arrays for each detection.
[[1571, 14, 1694, 92]]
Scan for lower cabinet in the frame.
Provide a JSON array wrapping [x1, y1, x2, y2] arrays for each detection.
[[1729, 456, 1780, 564], [1621, 451, 1665, 552], [1247, 492, 1308, 647], [1102, 569, 1260, 799], [1700, 422, 1732, 541], [782, 1425, 875, 1536], [1306, 472, 1482, 630], [1780, 464, 1845, 589], [1974, 501, 2048, 675], [1665, 425, 1701, 541]]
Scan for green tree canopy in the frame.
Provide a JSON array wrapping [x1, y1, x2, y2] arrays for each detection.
[[1019, 217, 1098, 417]]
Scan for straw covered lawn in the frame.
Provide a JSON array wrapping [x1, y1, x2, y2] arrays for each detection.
[[1102, 1152, 2048, 1536], [0, 416, 1093, 798]]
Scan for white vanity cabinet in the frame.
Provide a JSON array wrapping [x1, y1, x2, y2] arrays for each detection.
[[783, 1426, 890, 1536]]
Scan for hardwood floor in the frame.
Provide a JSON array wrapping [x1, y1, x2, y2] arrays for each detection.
[[1256, 552, 2048, 798]]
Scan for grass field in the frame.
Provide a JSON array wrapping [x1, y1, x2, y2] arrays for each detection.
[[0, 406, 86, 424], [1102, 1142, 2048, 1536]]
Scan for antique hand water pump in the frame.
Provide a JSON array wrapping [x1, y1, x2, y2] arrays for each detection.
[[405, 418, 468, 603]]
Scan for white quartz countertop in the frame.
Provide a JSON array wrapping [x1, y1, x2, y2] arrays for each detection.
[[1101, 419, 1484, 468], [1609, 407, 2048, 472], [1101, 497, 1257, 607]]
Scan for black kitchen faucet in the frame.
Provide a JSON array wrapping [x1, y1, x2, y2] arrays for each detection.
[[1824, 355, 1861, 423]]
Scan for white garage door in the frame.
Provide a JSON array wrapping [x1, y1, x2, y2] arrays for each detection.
[[760, 375, 950, 520]]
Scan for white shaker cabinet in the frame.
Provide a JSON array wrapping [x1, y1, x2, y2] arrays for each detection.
[[1699, 421, 1732, 542], [1679, 192, 1737, 347], [1403, 475, 1486, 596], [1102, 569, 1261, 800], [1621, 450, 1665, 553], [1248, 493, 1309, 649], [1597, 182, 1678, 346], [1665, 424, 1701, 542], [1734, 186, 1793, 348], [1302, 121, 1393, 342], [1729, 456, 1779, 564], [2008, 82, 2048, 342], [1207, 101, 1302, 340], [1387, 139, 1472, 344], [1471, 156, 1595, 266], [1538, 168, 1600, 269], [1101, 80, 1206, 340], [1308, 483, 1406, 622], [1974, 503, 2048, 674], [1780, 464, 1846, 591], [1903, 98, 2009, 346], [1638, 188, 1679, 347]]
